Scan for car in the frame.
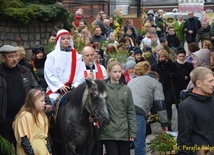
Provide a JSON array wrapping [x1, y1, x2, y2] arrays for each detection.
[[163, 12, 208, 24], [205, 8, 213, 13]]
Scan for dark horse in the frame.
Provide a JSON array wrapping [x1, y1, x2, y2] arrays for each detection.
[[49, 79, 110, 155]]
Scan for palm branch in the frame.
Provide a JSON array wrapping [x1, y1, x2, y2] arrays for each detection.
[[0, 134, 16, 155]]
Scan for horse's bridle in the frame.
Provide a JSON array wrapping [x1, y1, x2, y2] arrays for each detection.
[[85, 88, 100, 127]]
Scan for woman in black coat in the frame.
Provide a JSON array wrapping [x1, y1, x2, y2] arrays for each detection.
[[156, 49, 176, 131]]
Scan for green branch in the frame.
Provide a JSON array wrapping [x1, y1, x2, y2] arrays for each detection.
[[0, 134, 16, 155]]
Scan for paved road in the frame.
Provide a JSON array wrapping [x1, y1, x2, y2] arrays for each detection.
[[103, 104, 178, 155], [131, 104, 178, 155]]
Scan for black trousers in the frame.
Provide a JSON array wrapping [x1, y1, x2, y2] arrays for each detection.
[[102, 140, 130, 155], [166, 102, 173, 131]]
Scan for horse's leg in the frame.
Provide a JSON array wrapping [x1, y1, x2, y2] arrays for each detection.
[[87, 126, 103, 155], [49, 115, 65, 155], [64, 142, 75, 155]]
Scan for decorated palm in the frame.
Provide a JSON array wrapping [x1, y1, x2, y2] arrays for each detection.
[[107, 47, 129, 67]]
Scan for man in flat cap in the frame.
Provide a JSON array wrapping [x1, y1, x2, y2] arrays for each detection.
[[0, 45, 40, 150]]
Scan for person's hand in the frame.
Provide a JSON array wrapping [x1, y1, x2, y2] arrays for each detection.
[[130, 137, 135, 141], [188, 30, 193, 34], [96, 14, 101, 20], [60, 85, 71, 93], [156, 27, 161, 31], [146, 111, 152, 123], [88, 72, 94, 80], [161, 126, 168, 134], [44, 105, 52, 113]]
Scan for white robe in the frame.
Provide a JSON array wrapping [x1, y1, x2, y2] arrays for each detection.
[[44, 51, 85, 101]]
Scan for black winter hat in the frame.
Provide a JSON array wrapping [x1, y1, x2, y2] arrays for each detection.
[[144, 46, 152, 53], [134, 47, 142, 55], [32, 45, 44, 55], [159, 37, 167, 42], [176, 47, 186, 55]]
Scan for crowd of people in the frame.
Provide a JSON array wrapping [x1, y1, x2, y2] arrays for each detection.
[[0, 7, 214, 155]]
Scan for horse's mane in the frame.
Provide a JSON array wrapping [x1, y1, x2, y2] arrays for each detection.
[[93, 80, 106, 94], [65, 80, 106, 108]]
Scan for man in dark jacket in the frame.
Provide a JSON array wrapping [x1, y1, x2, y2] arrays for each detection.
[[91, 26, 107, 43], [177, 67, 214, 155], [196, 21, 211, 45], [0, 45, 40, 148], [183, 11, 201, 44], [167, 26, 180, 49]]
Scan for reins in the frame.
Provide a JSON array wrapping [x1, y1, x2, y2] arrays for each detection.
[[87, 89, 100, 128], [66, 88, 99, 155]]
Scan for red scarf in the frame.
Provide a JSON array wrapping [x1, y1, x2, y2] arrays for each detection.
[[84, 63, 104, 80]]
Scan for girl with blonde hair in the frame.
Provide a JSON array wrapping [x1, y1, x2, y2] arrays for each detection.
[[13, 89, 52, 155], [99, 60, 136, 155]]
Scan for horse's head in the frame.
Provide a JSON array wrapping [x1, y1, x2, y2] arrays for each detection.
[[83, 79, 110, 128]]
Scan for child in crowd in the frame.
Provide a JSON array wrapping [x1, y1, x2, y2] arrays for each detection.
[[123, 57, 136, 84], [31, 45, 48, 90], [99, 60, 136, 155], [13, 89, 52, 155], [186, 42, 200, 63], [134, 47, 145, 63], [143, 46, 156, 70], [149, 34, 160, 54]]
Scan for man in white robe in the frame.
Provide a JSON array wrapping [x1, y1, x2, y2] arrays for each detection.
[[44, 29, 85, 101]]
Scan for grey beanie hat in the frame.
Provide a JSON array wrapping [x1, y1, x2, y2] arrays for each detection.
[[125, 57, 136, 69]]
